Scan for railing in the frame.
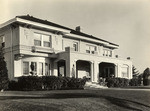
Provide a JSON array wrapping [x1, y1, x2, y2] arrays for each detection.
[[32, 46, 54, 53]]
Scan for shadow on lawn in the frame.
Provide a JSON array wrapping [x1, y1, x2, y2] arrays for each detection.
[[0, 93, 149, 111]]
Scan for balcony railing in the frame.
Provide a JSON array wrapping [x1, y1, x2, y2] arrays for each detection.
[[32, 46, 54, 53]]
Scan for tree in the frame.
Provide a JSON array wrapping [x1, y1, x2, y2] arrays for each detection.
[[132, 65, 140, 78], [143, 68, 150, 86], [0, 52, 8, 90]]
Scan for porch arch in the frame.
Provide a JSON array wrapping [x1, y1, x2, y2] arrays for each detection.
[[76, 60, 91, 80], [99, 62, 116, 78]]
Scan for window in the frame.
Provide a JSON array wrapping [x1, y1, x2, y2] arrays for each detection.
[[86, 45, 96, 54], [39, 62, 43, 75], [34, 33, 41, 46], [103, 49, 112, 57], [31, 62, 37, 72], [23, 62, 29, 75], [73, 42, 78, 51], [45, 63, 49, 76], [0, 35, 5, 48], [34, 33, 51, 47], [86, 45, 90, 53], [43, 35, 51, 47], [122, 65, 128, 78], [91, 46, 96, 54]]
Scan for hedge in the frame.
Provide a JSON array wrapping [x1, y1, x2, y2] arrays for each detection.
[[129, 78, 142, 86], [106, 78, 129, 88], [8, 76, 86, 91]]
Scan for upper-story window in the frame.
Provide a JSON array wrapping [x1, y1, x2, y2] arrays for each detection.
[[34, 33, 41, 46], [73, 42, 78, 51], [86, 45, 97, 54], [103, 49, 112, 57], [0, 35, 5, 48], [43, 35, 51, 47], [34, 33, 51, 47]]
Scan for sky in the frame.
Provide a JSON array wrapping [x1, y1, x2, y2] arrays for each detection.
[[0, 0, 150, 73]]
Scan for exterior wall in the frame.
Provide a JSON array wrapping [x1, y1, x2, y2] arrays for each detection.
[[68, 50, 132, 83], [0, 19, 132, 81]]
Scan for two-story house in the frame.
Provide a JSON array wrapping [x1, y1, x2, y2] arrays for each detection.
[[0, 15, 132, 83]]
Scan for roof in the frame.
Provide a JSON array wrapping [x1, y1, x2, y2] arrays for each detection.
[[16, 15, 119, 47]]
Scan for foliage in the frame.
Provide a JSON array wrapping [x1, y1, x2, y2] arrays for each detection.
[[0, 53, 8, 90], [143, 68, 150, 86], [17, 76, 42, 91], [68, 77, 86, 89], [42, 76, 64, 90], [8, 76, 86, 91], [132, 65, 140, 77], [106, 78, 129, 88]]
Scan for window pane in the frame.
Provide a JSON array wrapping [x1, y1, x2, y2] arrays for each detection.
[[39, 62, 43, 75], [23, 62, 29, 75], [73, 42, 78, 51], [34, 40, 41, 46], [43, 35, 50, 41], [31, 62, 37, 72], [86, 45, 90, 50], [122, 67, 128, 77], [34, 33, 41, 40], [45, 63, 49, 76], [44, 41, 50, 47]]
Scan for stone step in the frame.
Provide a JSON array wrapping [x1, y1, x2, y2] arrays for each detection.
[[84, 82, 108, 89]]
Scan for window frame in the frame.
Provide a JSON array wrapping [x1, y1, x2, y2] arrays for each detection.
[[23, 62, 29, 75], [86, 44, 97, 54], [73, 42, 78, 51], [34, 32, 51, 48]]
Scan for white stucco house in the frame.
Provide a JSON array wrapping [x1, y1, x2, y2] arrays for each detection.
[[0, 15, 132, 83]]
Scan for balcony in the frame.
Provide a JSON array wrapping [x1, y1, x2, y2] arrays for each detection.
[[32, 46, 54, 53]]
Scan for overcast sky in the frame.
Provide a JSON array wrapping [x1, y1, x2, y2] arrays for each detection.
[[0, 0, 150, 73]]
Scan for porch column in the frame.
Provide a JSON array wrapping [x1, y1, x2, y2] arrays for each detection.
[[90, 62, 94, 82], [114, 64, 118, 77], [70, 60, 76, 78], [93, 61, 99, 83], [128, 64, 132, 79]]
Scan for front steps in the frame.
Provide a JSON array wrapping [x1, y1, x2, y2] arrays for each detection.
[[84, 82, 108, 89]]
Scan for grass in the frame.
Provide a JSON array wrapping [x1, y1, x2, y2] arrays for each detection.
[[0, 89, 150, 111]]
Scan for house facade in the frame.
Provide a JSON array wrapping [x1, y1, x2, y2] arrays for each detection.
[[0, 15, 132, 83]]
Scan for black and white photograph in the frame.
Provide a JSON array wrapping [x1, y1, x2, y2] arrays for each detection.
[[0, 0, 150, 111]]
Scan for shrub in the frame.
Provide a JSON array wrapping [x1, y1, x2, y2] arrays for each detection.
[[107, 78, 129, 88], [42, 76, 64, 90], [143, 68, 150, 86], [8, 76, 86, 91], [18, 76, 42, 91], [0, 53, 9, 90], [68, 78, 86, 89], [129, 77, 142, 86], [8, 80, 20, 91]]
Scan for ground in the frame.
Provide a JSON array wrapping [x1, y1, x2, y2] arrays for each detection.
[[0, 89, 150, 111]]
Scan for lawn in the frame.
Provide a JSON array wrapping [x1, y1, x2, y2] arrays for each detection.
[[0, 89, 150, 111]]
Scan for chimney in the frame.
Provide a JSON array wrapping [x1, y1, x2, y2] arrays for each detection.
[[75, 26, 81, 32]]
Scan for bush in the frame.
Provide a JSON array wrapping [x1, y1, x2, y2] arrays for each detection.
[[8, 80, 19, 91], [0, 54, 9, 90], [107, 78, 129, 88], [68, 78, 86, 89], [42, 76, 64, 90], [8, 76, 86, 91], [18, 76, 42, 91], [129, 77, 142, 86]]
